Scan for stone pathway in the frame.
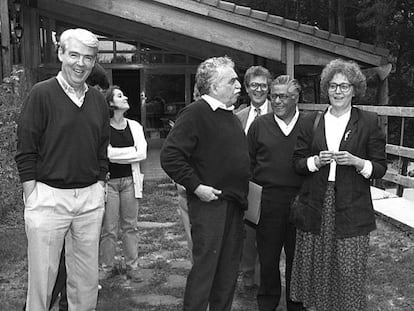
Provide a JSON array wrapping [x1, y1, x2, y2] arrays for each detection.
[[95, 218, 287, 310], [93, 182, 288, 311]]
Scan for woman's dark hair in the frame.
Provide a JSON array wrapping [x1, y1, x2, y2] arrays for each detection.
[[86, 63, 109, 90], [105, 85, 121, 118]]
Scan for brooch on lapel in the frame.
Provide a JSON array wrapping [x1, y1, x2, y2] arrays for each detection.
[[344, 129, 351, 141]]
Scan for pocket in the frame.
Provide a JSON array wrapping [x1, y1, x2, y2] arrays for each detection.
[[97, 182, 105, 195], [24, 182, 57, 221], [23, 183, 38, 206], [89, 182, 105, 208]]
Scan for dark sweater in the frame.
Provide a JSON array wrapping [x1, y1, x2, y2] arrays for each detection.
[[15, 77, 110, 188], [160, 99, 250, 207], [247, 113, 303, 189]]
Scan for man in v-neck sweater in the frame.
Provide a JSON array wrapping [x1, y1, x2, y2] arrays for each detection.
[[161, 56, 250, 311], [248, 75, 305, 311], [15, 29, 109, 311]]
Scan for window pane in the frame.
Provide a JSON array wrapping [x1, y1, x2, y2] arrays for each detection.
[[189, 56, 202, 64], [97, 53, 114, 64], [116, 41, 136, 52], [145, 74, 185, 138], [164, 54, 186, 63], [111, 53, 135, 63], [141, 53, 163, 64], [98, 40, 114, 52]]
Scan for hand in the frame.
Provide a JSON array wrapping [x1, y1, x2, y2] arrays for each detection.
[[315, 150, 334, 168], [333, 151, 364, 170], [194, 184, 222, 202]]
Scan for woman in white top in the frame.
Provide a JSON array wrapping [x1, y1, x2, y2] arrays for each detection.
[[99, 85, 147, 282]]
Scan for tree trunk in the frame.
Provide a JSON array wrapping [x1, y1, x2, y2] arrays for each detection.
[[337, 0, 346, 36], [296, 0, 301, 21], [328, 0, 336, 33]]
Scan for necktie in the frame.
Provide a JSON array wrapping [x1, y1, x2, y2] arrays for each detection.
[[254, 108, 261, 119]]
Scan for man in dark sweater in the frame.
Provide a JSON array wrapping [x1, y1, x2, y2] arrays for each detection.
[[160, 56, 250, 311], [37, 63, 110, 311], [247, 75, 305, 311], [15, 28, 109, 311]]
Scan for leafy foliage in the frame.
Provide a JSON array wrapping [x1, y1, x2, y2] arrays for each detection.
[[232, 0, 414, 107], [0, 66, 29, 220]]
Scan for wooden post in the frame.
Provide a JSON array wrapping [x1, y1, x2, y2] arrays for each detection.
[[286, 41, 294, 78], [396, 117, 406, 197], [22, 6, 40, 86], [0, 0, 12, 78], [140, 69, 146, 130], [184, 69, 190, 105]]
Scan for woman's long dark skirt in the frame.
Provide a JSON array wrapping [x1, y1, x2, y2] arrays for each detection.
[[290, 182, 370, 311]]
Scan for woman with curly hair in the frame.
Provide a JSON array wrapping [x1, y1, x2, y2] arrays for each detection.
[[290, 59, 387, 311]]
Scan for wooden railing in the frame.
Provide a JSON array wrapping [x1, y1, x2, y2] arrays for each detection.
[[298, 104, 414, 198]]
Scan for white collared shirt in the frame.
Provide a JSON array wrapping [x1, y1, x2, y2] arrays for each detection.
[[244, 100, 269, 133], [56, 72, 89, 108], [201, 94, 234, 111], [273, 108, 299, 136], [325, 107, 351, 181]]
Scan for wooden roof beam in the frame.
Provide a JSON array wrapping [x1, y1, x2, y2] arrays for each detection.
[[37, 2, 255, 69], [55, 0, 284, 62]]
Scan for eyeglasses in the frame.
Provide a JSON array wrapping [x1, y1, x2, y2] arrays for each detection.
[[249, 82, 268, 90], [328, 83, 353, 93], [269, 93, 297, 101]]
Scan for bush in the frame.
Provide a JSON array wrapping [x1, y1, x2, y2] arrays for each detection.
[[0, 66, 30, 222]]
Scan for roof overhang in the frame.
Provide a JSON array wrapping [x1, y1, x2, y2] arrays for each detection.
[[34, 0, 389, 72]]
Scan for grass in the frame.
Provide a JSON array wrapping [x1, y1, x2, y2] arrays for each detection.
[[1, 180, 414, 310]]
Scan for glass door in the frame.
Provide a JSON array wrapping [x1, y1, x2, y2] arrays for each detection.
[[142, 68, 186, 139]]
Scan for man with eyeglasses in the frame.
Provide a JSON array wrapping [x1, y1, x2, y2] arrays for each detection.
[[237, 66, 272, 134], [247, 75, 305, 311], [235, 65, 272, 292]]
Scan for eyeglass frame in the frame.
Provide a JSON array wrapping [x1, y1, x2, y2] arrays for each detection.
[[248, 82, 268, 90], [269, 93, 298, 102], [328, 82, 353, 93]]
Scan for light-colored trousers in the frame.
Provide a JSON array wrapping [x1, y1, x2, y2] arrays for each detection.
[[100, 176, 139, 270], [24, 181, 105, 311]]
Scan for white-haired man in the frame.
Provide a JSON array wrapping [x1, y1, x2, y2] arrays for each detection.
[[16, 28, 109, 311], [161, 56, 250, 311]]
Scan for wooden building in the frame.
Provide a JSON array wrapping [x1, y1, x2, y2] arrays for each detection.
[[1, 0, 390, 140]]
